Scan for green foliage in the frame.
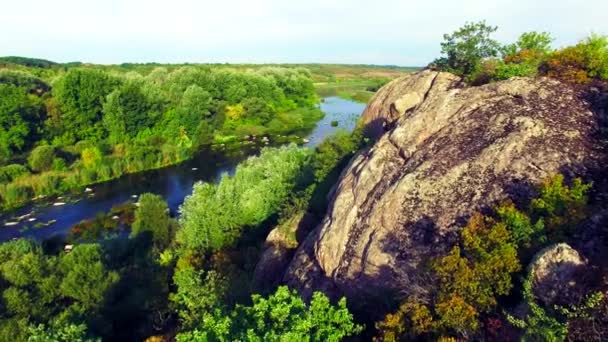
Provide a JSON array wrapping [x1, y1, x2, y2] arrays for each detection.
[[467, 31, 553, 84], [53, 69, 120, 142], [28, 145, 55, 172], [502, 32, 553, 57], [0, 239, 119, 340], [506, 271, 568, 341], [103, 80, 162, 143], [0, 183, 33, 207], [0, 64, 325, 210], [433, 213, 521, 324], [80, 147, 102, 170], [0, 56, 57, 68], [578, 34, 608, 80], [176, 286, 363, 342], [131, 193, 173, 251], [0, 164, 30, 183], [0, 84, 42, 160], [178, 144, 311, 252], [495, 201, 545, 247], [170, 264, 228, 330], [0, 70, 49, 94], [544, 34, 608, 83], [312, 129, 360, 182], [58, 244, 119, 309], [27, 322, 100, 342], [530, 175, 591, 240], [433, 21, 501, 76], [493, 60, 538, 80]]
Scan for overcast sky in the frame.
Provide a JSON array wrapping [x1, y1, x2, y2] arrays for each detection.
[[1, 0, 607, 66]]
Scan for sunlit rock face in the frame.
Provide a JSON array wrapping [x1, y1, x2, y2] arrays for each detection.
[[283, 70, 605, 309]]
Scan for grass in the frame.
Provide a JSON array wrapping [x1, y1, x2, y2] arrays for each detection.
[[312, 65, 419, 103], [315, 79, 384, 103]]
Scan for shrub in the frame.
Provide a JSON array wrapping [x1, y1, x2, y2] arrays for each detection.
[[0, 164, 29, 183], [467, 58, 501, 85], [434, 214, 521, 313], [494, 61, 538, 80], [81, 147, 102, 170], [530, 175, 591, 240], [131, 193, 173, 251], [374, 301, 433, 341], [28, 145, 55, 172], [544, 34, 608, 83], [579, 34, 608, 80], [52, 158, 67, 171], [31, 173, 65, 196], [1, 183, 33, 207]]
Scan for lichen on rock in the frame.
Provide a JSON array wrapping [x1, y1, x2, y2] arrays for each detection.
[[283, 70, 606, 309]]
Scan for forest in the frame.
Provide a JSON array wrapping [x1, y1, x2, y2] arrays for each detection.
[[0, 62, 323, 210], [0, 56, 383, 341], [1, 19, 608, 342]]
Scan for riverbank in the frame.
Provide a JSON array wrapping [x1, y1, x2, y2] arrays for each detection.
[[0, 97, 366, 242], [0, 106, 324, 213]]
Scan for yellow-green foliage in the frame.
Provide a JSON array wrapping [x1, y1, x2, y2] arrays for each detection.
[[544, 34, 608, 83], [375, 174, 592, 340], [433, 214, 521, 326], [530, 175, 591, 238], [374, 301, 433, 341]]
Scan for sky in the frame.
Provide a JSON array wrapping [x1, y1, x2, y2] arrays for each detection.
[[1, 0, 607, 66]]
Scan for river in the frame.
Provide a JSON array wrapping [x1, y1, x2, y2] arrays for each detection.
[[0, 97, 366, 241]]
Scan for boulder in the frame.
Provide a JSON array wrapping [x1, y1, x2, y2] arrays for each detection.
[[528, 243, 588, 306]]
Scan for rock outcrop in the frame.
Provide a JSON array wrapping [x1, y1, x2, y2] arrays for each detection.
[[283, 70, 606, 307]]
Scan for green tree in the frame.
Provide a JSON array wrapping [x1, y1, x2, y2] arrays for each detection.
[[502, 31, 554, 57], [433, 21, 501, 76], [27, 145, 55, 172], [58, 244, 119, 310], [162, 84, 213, 145], [131, 193, 173, 251], [102, 81, 159, 143], [0, 239, 60, 323], [178, 145, 311, 252], [53, 69, 119, 142], [170, 265, 228, 330], [0, 84, 42, 162], [176, 286, 363, 341]]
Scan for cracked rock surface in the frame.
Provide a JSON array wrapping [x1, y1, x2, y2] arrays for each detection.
[[283, 70, 605, 305]]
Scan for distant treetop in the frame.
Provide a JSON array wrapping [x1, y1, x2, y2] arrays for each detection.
[[0, 56, 58, 68]]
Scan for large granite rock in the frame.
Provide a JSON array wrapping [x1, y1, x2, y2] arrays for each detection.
[[528, 243, 588, 307], [284, 70, 606, 306]]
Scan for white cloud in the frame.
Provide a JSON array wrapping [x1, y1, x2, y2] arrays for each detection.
[[1, 0, 607, 65]]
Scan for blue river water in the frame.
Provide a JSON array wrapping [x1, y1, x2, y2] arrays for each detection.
[[0, 97, 366, 241]]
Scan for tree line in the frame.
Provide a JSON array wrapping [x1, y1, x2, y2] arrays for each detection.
[[0, 64, 322, 210]]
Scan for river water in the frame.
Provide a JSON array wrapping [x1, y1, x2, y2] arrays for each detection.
[[0, 97, 366, 241]]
